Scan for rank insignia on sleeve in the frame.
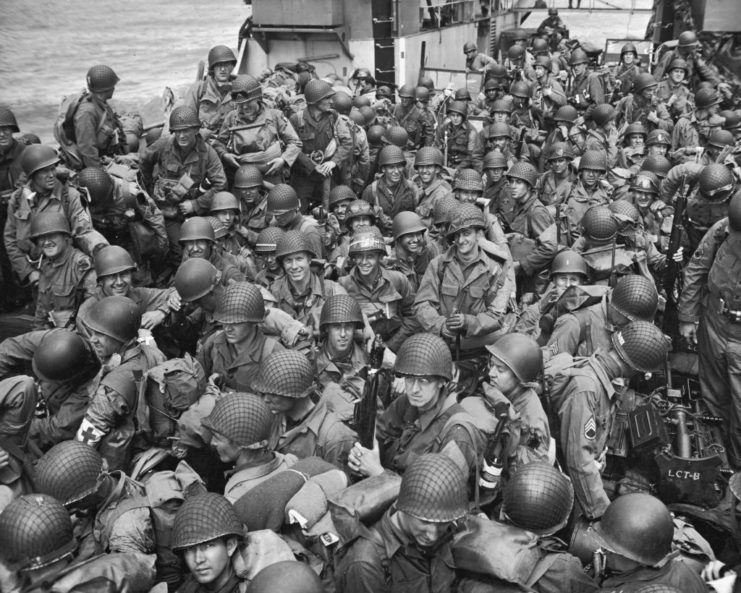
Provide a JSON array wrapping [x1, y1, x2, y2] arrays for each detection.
[[584, 416, 597, 440]]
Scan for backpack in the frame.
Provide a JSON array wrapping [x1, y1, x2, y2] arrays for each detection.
[[53, 92, 91, 169], [134, 353, 207, 447]]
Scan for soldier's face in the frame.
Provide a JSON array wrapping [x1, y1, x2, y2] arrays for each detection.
[[183, 239, 212, 260], [550, 157, 569, 175], [416, 164, 438, 185], [214, 210, 237, 229], [488, 359, 519, 395], [489, 136, 509, 152], [326, 322, 355, 357], [403, 375, 443, 412], [87, 329, 124, 360], [349, 216, 373, 233], [632, 190, 654, 209], [223, 321, 255, 345], [212, 62, 234, 84], [622, 52, 636, 65], [36, 232, 70, 261], [400, 96, 414, 109], [399, 512, 450, 548], [486, 167, 505, 183], [263, 392, 296, 415], [454, 227, 481, 258], [354, 251, 381, 278], [648, 144, 668, 157], [174, 128, 198, 151], [184, 538, 237, 585], [332, 200, 351, 222], [534, 65, 547, 80], [101, 271, 133, 297], [553, 272, 584, 296], [0, 126, 12, 150], [572, 63, 587, 76], [238, 99, 260, 121], [31, 164, 57, 193], [670, 68, 685, 84], [491, 112, 509, 124], [383, 163, 404, 185], [397, 231, 424, 255], [282, 252, 311, 284], [210, 431, 241, 463], [235, 186, 262, 207], [315, 97, 333, 113], [580, 168, 601, 188], [256, 251, 278, 271], [449, 112, 463, 126], [628, 134, 645, 148], [509, 178, 530, 201], [455, 189, 481, 204]]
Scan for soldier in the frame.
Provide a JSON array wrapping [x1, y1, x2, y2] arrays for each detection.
[[337, 453, 468, 593], [289, 79, 353, 211], [140, 106, 227, 258], [537, 142, 576, 212], [477, 78, 505, 115], [434, 100, 484, 173], [654, 30, 721, 87], [645, 129, 672, 159], [612, 42, 642, 98], [253, 226, 285, 287], [483, 151, 513, 227], [269, 230, 346, 332], [464, 41, 496, 74], [429, 195, 459, 255], [584, 103, 619, 168], [561, 150, 611, 243], [542, 104, 579, 161], [392, 84, 432, 150], [197, 282, 284, 394], [350, 67, 377, 100], [201, 392, 296, 502], [172, 492, 246, 593], [556, 321, 669, 519], [28, 212, 97, 330], [531, 54, 567, 119], [215, 75, 302, 186], [678, 194, 741, 467], [615, 73, 673, 135], [209, 191, 249, 256], [182, 45, 238, 141], [671, 87, 723, 161], [333, 93, 371, 193], [266, 183, 323, 259], [592, 494, 707, 592], [339, 227, 416, 352], [565, 48, 604, 113], [413, 146, 451, 228], [67, 64, 124, 169], [0, 494, 155, 593], [362, 145, 418, 229], [481, 122, 518, 167], [255, 349, 356, 468], [4, 145, 105, 288], [546, 273, 658, 358], [629, 171, 670, 251], [179, 216, 250, 284], [75, 296, 166, 470], [655, 58, 692, 120]]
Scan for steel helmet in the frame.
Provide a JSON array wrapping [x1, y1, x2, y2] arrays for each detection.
[[304, 79, 335, 105], [202, 392, 272, 447], [624, 122, 647, 139], [210, 191, 241, 213], [21, 144, 59, 177], [454, 168, 484, 192], [677, 30, 698, 48], [487, 63, 508, 80], [29, 211, 71, 239], [592, 493, 673, 565], [395, 333, 453, 380], [345, 199, 377, 225], [174, 258, 219, 302], [548, 142, 574, 161], [415, 146, 444, 168], [668, 57, 688, 74], [86, 64, 119, 93], [328, 185, 357, 208], [267, 183, 299, 214], [32, 331, 99, 384], [611, 274, 659, 322], [569, 48, 589, 66], [490, 98, 513, 114], [352, 95, 371, 109], [207, 45, 237, 69], [510, 81, 531, 98], [448, 100, 468, 118], [579, 150, 608, 172], [508, 45, 526, 61], [215, 282, 265, 324], [609, 199, 640, 227], [483, 151, 508, 170], [332, 91, 353, 115], [0, 106, 20, 132], [275, 229, 316, 260], [415, 86, 430, 102], [384, 126, 409, 149], [463, 41, 477, 54], [351, 67, 374, 81], [396, 453, 467, 522], [612, 320, 669, 372], [247, 561, 323, 593], [551, 249, 588, 277], [254, 226, 285, 254], [433, 195, 459, 226], [392, 211, 426, 239], [207, 213, 226, 240], [620, 42, 637, 57], [94, 245, 136, 278], [695, 87, 721, 110], [631, 171, 660, 194], [0, 494, 75, 572], [378, 145, 406, 168], [646, 129, 671, 147], [707, 129, 734, 149], [447, 203, 487, 237], [503, 462, 574, 535], [78, 167, 114, 202], [231, 75, 262, 103], [234, 165, 264, 189], [554, 105, 578, 123], [454, 88, 472, 102], [320, 293, 364, 328], [512, 28, 528, 41], [397, 84, 416, 99], [486, 333, 542, 383], [582, 205, 618, 242], [633, 73, 657, 94], [487, 122, 511, 139], [507, 161, 538, 187], [532, 38, 549, 54], [169, 106, 200, 131], [699, 163, 735, 200], [35, 440, 105, 506], [591, 104, 616, 127], [642, 155, 671, 179], [484, 78, 501, 91], [418, 75, 435, 90], [84, 295, 141, 344], [534, 54, 551, 69], [348, 226, 386, 256], [349, 108, 366, 126], [172, 492, 244, 551], [366, 124, 386, 145], [548, 7, 558, 15], [252, 349, 314, 398], [179, 216, 216, 243], [721, 109, 741, 130]]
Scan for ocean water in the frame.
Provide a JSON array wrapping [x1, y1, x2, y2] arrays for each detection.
[[0, 0, 250, 142]]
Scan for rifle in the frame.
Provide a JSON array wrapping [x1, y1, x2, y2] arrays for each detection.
[[352, 337, 392, 449], [662, 175, 689, 342]]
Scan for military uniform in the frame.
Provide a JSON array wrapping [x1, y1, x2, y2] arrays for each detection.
[[536, 169, 576, 209], [614, 94, 674, 134], [545, 297, 612, 358], [414, 177, 451, 228], [561, 181, 610, 243], [269, 272, 346, 333], [507, 194, 557, 284], [281, 214, 324, 261], [239, 195, 269, 247], [392, 104, 433, 149], [315, 341, 367, 389], [434, 121, 484, 173], [340, 113, 371, 194], [224, 452, 297, 503], [655, 79, 692, 118], [584, 130, 619, 169], [598, 555, 707, 593], [182, 76, 237, 138], [654, 50, 720, 87], [362, 177, 419, 225], [485, 177, 515, 229], [73, 93, 122, 168], [566, 71, 605, 111], [670, 114, 713, 157]]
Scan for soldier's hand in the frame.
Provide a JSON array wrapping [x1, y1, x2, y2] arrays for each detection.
[[167, 290, 182, 312], [223, 154, 240, 169], [141, 310, 167, 329], [445, 313, 466, 332], [179, 200, 195, 216], [28, 270, 40, 286], [701, 560, 730, 581], [679, 322, 697, 345], [265, 157, 285, 176], [315, 161, 336, 177], [348, 440, 384, 477], [647, 110, 659, 124], [671, 246, 684, 263], [649, 200, 665, 213]]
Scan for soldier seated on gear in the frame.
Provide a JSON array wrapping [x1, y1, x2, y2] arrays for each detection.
[[197, 282, 284, 394], [0, 494, 156, 593], [247, 561, 324, 593], [338, 228, 416, 353], [413, 146, 451, 229], [555, 322, 670, 520], [201, 392, 297, 502], [456, 463, 598, 593], [265, 184, 324, 259], [349, 333, 483, 479], [253, 226, 285, 287], [171, 492, 247, 593], [462, 333, 552, 481], [254, 349, 356, 469], [591, 493, 706, 593], [336, 453, 469, 593]]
